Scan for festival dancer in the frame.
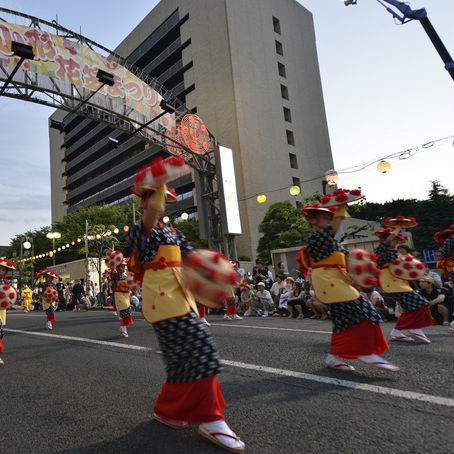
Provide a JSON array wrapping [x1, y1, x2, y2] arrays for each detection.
[[435, 226, 454, 285], [197, 303, 210, 326], [21, 284, 33, 312], [38, 269, 59, 330], [128, 157, 245, 453], [111, 259, 133, 338], [434, 226, 454, 331], [374, 226, 434, 343], [0, 259, 17, 366], [298, 196, 399, 372]]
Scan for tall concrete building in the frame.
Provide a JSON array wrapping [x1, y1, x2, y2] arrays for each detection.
[[50, 0, 333, 260]]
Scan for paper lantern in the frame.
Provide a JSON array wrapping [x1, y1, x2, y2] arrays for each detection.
[[257, 194, 267, 204], [289, 185, 301, 196], [377, 160, 391, 173], [325, 169, 338, 186]]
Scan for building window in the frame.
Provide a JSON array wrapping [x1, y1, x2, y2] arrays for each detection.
[[273, 16, 281, 34], [280, 84, 289, 100], [275, 40, 284, 56], [278, 62, 286, 78], [283, 107, 292, 122], [286, 130, 295, 146], [289, 153, 298, 169], [292, 177, 301, 188]]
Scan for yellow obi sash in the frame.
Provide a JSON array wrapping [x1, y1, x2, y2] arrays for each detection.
[[141, 245, 198, 324], [0, 309, 6, 326], [308, 251, 359, 304], [42, 300, 54, 310], [114, 280, 130, 311], [378, 266, 412, 293]]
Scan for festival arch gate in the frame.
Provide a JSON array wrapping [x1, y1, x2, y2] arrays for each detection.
[[0, 8, 239, 257]]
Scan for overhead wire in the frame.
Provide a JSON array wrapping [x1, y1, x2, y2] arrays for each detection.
[[238, 133, 454, 202]]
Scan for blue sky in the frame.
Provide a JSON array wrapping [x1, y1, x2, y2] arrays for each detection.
[[0, 0, 453, 245]]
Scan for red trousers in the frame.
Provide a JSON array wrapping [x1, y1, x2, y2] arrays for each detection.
[[395, 305, 435, 330], [225, 303, 237, 316], [154, 375, 225, 424], [330, 319, 389, 359], [0, 338, 4, 354], [197, 304, 206, 318], [47, 313, 56, 323]]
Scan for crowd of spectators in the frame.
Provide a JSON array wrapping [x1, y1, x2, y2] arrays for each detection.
[[221, 256, 454, 326]]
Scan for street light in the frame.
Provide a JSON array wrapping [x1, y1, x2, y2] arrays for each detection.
[[46, 231, 61, 266]]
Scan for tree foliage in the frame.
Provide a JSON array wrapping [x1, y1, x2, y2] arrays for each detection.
[[174, 220, 208, 249], [256, 201, 310, 265], [4, 200, 141, 273], [349, 181, 454, 251]]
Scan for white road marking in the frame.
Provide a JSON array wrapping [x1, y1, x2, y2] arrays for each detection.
[[211, 323, 332, 334], [5, 328, 152, 352], [5, 328, 453, 408], [221, 360, 454, 408]]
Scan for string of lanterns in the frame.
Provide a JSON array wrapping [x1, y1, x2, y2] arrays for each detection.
[[17, 225, 131, 263], [252, 133, 453, 204]]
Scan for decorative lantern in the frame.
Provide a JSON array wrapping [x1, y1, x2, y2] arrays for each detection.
[[181, 212, 189, 221], [289, 185, 301, 196], [257, 194, 267, 204], [162, 216, 170, 224], [325, 169, 338, 186], [377, 160, 391, 173]]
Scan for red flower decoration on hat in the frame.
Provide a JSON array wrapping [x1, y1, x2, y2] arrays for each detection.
[[321, 195, 331, 204], [335, 193, 348, 202], [350, 189, 361, 196]]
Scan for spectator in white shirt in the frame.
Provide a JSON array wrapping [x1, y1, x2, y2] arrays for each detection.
[[250, 282, 274, 317]]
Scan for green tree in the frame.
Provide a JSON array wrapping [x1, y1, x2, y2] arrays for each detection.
[[175, 220, 208, 249], [256, 201, 310, 265], [349, 180, 454, 251]]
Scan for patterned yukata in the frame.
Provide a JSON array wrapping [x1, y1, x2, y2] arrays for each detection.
[[128, 221, 224, 424], [42, 282, 57, 324], [0, 278, 7, 354], [110, 270, 133, 327], [374, 242, 433, 330], [374, 243, 429, 312], [303, 226, 388, 359], [306, 226, 382, 333], [439, 235, 454, 283]]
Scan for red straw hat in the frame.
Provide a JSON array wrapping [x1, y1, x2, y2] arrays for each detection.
[[302, 203, 338, 217], [319, 189, 364, 207], [0, 258, 16, 270], [433, 228, 454, 244], [38, 269, 59, 279], [382, 216, 418, 229], [131, 156, 190, 202], [375, 228, 405, 243]]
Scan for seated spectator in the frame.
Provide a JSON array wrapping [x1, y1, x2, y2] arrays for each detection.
[[285, 281, 305, 319], [418, 276, 452, 325], [79, 296, 91, 311], [397, 244, 412, 258], [361, 288, 394, 322], [249, 281, 274, 317], [270, 274, 286, 307], [131, 294, 141, 311], [284, 276, 295, 292], [306, 290, 328, 320], [276, 262, 290, 279], [238, 284, 254, 316], [252, 261, 273, 289], [423, 266, 443, 288]]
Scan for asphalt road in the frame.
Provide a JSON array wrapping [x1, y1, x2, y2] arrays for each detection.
[[1, 309, 453, 454]]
